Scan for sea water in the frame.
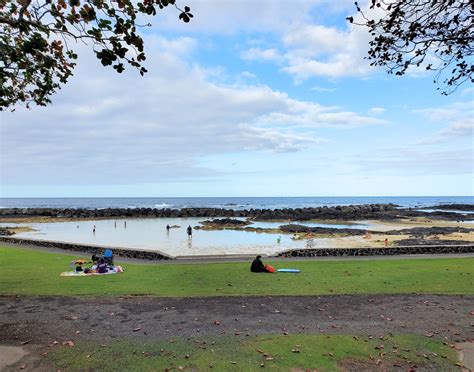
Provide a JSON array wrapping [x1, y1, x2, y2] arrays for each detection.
[[10, 218, 372, 257], [1, 196, 473, 210]]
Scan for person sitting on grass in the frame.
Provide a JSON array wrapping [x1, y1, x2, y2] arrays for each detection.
[[97, 258, 108, 274], [250, 255, 272, 273]]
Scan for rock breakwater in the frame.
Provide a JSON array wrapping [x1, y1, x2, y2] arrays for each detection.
[[0, 203, 417, 221], [277, 244, 474, 258]]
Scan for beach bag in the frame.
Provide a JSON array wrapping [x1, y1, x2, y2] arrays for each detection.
[[265, 264, 276, 273]]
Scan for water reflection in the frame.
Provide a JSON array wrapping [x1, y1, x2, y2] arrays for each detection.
[[10, 217, 369, 257]]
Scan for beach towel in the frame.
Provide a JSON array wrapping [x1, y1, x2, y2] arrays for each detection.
[[60, 266, 124, 277]]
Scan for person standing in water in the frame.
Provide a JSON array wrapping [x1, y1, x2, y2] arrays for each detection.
[[187, 225, 193, 239], [124, 221, 127, 228], [93, 225, 96, 234]]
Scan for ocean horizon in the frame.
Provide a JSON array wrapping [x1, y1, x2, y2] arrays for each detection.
[[1, 196, 473, 210]]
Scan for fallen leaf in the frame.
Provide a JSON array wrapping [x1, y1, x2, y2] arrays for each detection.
[[20, 364, 27, 369], [133, 327, 142, 332], [62, 341, 74, 347], [20, 341, 29, 345]]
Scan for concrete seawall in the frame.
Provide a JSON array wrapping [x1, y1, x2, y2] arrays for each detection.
[[1, 236, 473, 261], [0, 236, 172, 260]]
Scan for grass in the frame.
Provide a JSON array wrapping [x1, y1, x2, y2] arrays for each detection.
[[48, 334, 459, 371], [0, 245, 473, 297]]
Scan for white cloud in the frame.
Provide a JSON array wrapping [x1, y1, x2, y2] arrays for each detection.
[[0, 36, 379, 186], [368, 107, 386, 116], [414, 101, 474, 144], [354, 148, 473, 176], [241, 48, 284, 64], [150, 0, 355, 34], [282, 25, 347, 55], [310, 86, 337, 93]]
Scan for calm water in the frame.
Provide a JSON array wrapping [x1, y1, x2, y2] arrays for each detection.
[[10, 218, 370, 257], [1, 196, 473, 210], [4, 196, 472, 256]]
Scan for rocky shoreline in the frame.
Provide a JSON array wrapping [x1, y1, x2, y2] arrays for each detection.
[[277, 244, 474, 258], [279, 224, 474, 237], [0, 203, 472, 221]]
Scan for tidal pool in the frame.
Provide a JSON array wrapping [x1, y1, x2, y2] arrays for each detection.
[[10, 218, 369, 257]]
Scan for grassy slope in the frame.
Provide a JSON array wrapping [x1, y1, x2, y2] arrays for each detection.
[[1, 246, 473, 296], [48, 334, 458, 371]]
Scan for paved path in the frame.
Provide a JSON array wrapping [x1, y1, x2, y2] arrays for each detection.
[[2, 241, 474, 264]]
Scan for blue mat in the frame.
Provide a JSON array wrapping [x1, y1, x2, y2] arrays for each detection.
[[277, 269, 300, 273]]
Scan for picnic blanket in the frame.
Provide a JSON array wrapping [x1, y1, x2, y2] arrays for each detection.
[[60, 266, 124, 277]]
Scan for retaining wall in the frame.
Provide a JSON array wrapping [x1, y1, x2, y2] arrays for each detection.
[[277, 245, 474, 257], [0, 237, 172, 260]]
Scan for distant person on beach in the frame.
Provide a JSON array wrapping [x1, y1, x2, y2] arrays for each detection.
[[166, 224, 170, 231], [124, 221, 127, 228], [384, 238, 389, 247], [250, 255, 270, 273], [93, 225, 96, 234], [114, 221, 117, 228], [187, 225, 193, 238]]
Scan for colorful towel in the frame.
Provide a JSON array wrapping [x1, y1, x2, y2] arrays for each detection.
[[60, 266, 123, 277]]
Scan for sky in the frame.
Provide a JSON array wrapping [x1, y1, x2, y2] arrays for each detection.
[[1, 0, 473, 197]]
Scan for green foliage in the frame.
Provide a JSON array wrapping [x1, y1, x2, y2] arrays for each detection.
[[0, 0, 193, 109], [48, 334, 458, 371], [0, 246, 473, 297], [351, 0, 473, 94]]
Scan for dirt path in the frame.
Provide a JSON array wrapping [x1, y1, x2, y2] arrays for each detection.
[[1, 294, 473, 370], [1, 294, 473, 345]]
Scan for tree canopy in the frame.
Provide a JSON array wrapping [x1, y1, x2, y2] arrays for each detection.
[[0, 0, 192, 109], [349, 0, 473, 94]]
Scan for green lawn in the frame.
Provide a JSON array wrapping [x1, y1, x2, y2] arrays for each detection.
[[48, 334, 458, 371], [1, 245, 473, 296]]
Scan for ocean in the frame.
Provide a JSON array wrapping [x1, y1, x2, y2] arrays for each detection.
[[1, 196, 472, 210]]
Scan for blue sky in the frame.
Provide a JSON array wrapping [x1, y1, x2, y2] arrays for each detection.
[[1, 0, 473, 197]]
